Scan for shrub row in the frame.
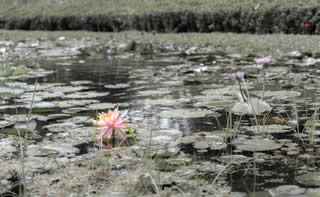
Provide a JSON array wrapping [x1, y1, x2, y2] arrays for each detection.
[[1, 7, 320, 34]]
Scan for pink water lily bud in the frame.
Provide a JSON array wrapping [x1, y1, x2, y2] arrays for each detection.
[[232, 71, 245, 81], [254, 56, 271, 65], [173, 43, 178, 50]]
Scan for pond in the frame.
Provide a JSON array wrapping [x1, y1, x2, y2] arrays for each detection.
[[1, 37, 320, 196]]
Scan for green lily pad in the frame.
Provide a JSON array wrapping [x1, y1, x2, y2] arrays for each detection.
[[144, 98, 190, 106], [158, 109, 218, 119], [261, 90, 301, 100], [0, 86, 24, 97], [295, 172, 320, 187], [70, 80, 93, 85], [64, 91, 109, 99], [53, 99, 99, 108], [243, 125, 291, 134], [104, 83, 130, 89], [232, 98, 272, 115], [12, 68, 28, 76], [0, 120, 15, 129], [47, 114, 72, 120], [87, 103, 116, 110], [62, 107, 89, 114], [231, 138, 282, 152]]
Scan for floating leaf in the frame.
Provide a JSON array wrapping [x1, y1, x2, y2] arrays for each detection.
[[232, 98, 272, 115]]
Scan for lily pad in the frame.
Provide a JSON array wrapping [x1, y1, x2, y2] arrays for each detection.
[[201, 85, 254, 97], [70, 80, 93, 85], [87, 103, 116, 110], [60, 116, 92, 124], [18, 91, 64, 102], [261, 90, 301, 100], [47, 85, 90, 93], [267, 185, 306, 196], [42, 122, 81, 133], [26, 144, 79, 157], [0, 138, 16, 158], [0, 86, 24, 97], [0, 120, 15, 129], [295, 172, 320, 187], [47, 114, 72, 120], [26, 102, 56, 109], [53, 99, 99, 108], [136, 128, 182, 158], [3, 114, 48, 122], [232, 98, 272, 115], [64, 91, 109, 99], [182, 132, 227, 151], [231, 138, 282, 152], [104, 83, 130, 89], [14, 120, 37, 132], [194, 100, 235, 109], [144, 98, 190, 106], [158, 109, 217, 119], [243, 125, 291, 134], [62, 107, 89, 114]]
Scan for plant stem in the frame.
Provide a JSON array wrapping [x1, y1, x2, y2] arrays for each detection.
[[112, 130, 115, 148], [238, 81, 246, 102], [262, 66, 266, 100]]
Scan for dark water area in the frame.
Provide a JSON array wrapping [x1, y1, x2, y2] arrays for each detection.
[[21, 57, 222, 135]]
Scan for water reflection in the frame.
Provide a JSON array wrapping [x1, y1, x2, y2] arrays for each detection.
[[30, 58, 213, 135]]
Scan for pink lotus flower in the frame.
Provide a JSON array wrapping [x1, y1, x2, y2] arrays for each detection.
[[254, 56, 271, 65], [92, 108, 130, 142], [232, 71, 245, 81]]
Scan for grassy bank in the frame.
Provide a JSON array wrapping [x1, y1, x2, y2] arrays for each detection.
[[1, 30, 320, 58]]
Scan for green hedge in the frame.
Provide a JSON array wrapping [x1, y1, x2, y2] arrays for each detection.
[[1, 7, 320, 34]]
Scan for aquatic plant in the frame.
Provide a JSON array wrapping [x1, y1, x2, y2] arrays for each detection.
[[92, 108, 131, 148], [232, 71, 246, 102], [173, 43, 179, 51], [254, 56, 271, 100], [0, 47, 6, 75], [231, 71, 244, 82], [254, 56, 271, 65]]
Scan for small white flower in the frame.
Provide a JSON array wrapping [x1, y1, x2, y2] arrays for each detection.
[[0, 48, 6, 54], [194, 66, 208, 73]]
